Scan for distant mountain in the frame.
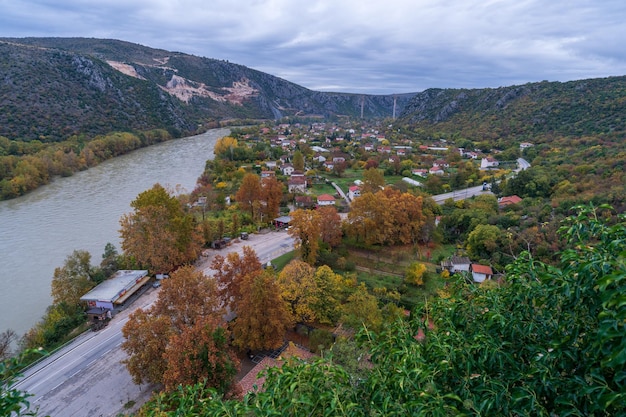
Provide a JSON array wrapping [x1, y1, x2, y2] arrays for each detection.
[[398, 77, 626, 138], [0, 37, 415, 142]]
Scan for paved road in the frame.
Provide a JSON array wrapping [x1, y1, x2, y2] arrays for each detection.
[[16, 231, 295, 417], [431, 184, 493, 204]]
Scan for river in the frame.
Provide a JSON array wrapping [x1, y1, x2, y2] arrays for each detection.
[[0, 128, 226, 340]]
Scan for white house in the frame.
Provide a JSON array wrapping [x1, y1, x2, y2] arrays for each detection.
[[288, 177, 307, 193], [481, 157, 499, 169], [412, 169, 428, 177], [348, 185, 361, 200], [281, 164, 295, 176], [317, 194, 336, 206], [429, 166, 444, 176], [470, 264, 494, 283]]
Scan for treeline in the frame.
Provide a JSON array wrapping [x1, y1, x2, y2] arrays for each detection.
[[0, 129, 171, 200]]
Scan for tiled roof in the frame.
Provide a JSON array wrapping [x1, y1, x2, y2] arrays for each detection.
[[471, 264, 493, 275]]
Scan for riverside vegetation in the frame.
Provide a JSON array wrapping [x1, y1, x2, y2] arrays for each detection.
[[1, 37, 626, 416]]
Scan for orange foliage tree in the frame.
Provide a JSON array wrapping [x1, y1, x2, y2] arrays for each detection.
[[232, 269, 293, 351], [122, 266, 237, 393], [119, 184, 201, 273], [261, 176, 283, 221], [317, 205, 343, 247], [235, 173, 261, 216], [288, 209, 321, 265], [211, 246, 262, 310], [162, 317, 239, 393]]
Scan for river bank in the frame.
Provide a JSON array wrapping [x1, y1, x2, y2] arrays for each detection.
[[0, 128, 228, 340]]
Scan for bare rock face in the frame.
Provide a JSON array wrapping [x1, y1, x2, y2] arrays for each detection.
[[0, 37, 413, 141]]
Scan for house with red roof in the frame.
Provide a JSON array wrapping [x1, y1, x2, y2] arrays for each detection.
[[498, 195, 523, 208], [317, 194, 336, 206], [348, 185, 361, 201], [470, 264, 493, 283]]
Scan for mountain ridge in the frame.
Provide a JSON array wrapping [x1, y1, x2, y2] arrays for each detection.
[[0, 37, 414, 142]]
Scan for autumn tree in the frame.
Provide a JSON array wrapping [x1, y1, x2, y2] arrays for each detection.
[[288, 209, 321, 265], [345, 191, 392, 245], [235, 173, 261, 216], [277, 260, 317, 323], [213, 136, 239, 160], [346, 189, 428, 246], [211, 246, 262, 310], [361, 167, 385, 194], [122, 309, 172, 385], [120, 184, 201, 273], [404, 261, 427, 286], [332, 161, 347, 177], [261, 175, 283, 220], [317, 205, 342, 247], [162, 317, 239, 393], [51, 249, 95, 307], [231, 269, 293, 351], [122, 266, 227, 388]]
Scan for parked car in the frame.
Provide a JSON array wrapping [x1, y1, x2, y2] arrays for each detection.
[[152, 282, 161, 288]]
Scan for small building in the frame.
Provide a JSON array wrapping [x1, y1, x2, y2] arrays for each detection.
[[519, 142, 534, 150], [80, 270, 150, 311], [317, 194, 336, 206], [288, 176, 307, 193], [470, 264, 494, 283], [348, 185, 361, 200], [295, 195, 314, 208], [274, 215, 292, 228], [480, 157, 499, 170], [441, 256, 471, 274], [498, 195, 523, 208], [281, 164, 295, 176], [429, 166, 444, 176]]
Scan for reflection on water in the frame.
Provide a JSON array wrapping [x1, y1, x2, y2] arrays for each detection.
[[0, 128, 225, 338]]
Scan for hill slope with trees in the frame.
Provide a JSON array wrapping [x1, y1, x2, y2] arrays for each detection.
[[0, 37, 414, 142]]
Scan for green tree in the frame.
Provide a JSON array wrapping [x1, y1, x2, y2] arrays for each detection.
[[51, 249, 95, 307], [100, 242, 119, 279], [466, 223, 502, 260], [1, 350, 44, 417], [292, 150, 305, 171], [339, 283, 383, 332]]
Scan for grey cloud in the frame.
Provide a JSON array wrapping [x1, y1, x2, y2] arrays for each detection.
[[1, 0, 625, 94]]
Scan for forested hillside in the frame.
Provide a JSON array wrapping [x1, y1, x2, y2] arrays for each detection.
[[0, 37, 413, 142], [399, 76, 626, 138]]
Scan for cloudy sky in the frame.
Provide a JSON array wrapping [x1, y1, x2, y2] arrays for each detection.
[[1, 0, 625, 94]]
